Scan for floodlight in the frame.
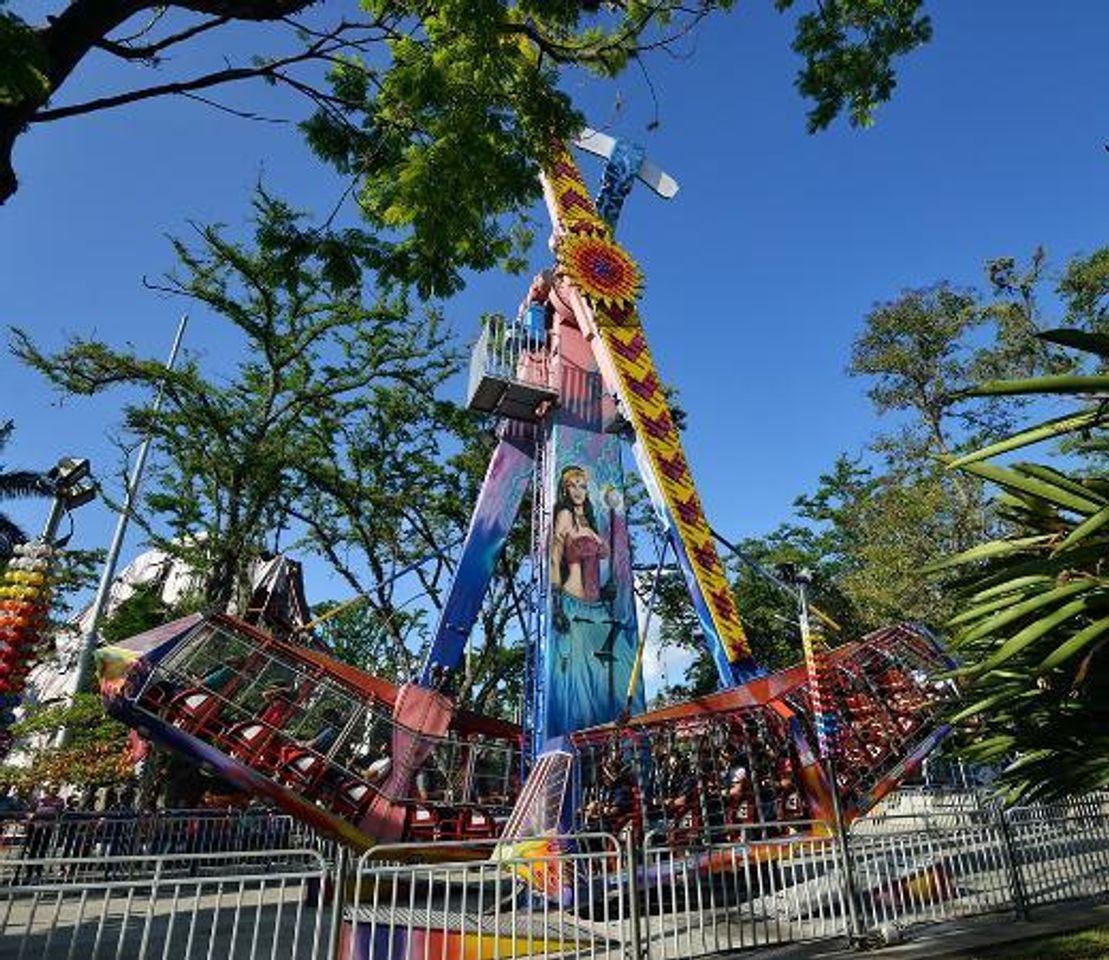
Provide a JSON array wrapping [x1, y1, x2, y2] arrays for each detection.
[[63, 480, 97, 510], [47, 457, 91, 490]]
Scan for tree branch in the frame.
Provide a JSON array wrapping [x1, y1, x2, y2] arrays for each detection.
[[34, 40, 335, 122], [94, 15, 232, 63]]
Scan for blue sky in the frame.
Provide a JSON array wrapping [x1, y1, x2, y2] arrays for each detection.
[[2, 1, 1107, 648]]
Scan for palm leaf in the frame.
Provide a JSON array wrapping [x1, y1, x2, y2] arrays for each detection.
[[1037, 615, 1109, 672], [1037, 328, 1109, 358], [946, 410, 1103, 468], [971, 575, 1054, 602], [965, 373, 1109, 398], [947, 585, 1053, 627], [1018, 464, 1106, 504], [924, 533, 1052, 573], [953, 579, 1090, 647], [971, 596, 1094, 673], [949, 689, 1037, 724], [958, 461, 1103, 514], [0, 470, 50, 498], [1054, 504, 1109, 552]]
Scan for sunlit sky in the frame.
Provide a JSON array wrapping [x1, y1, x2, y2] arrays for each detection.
[[2, 2, 1107, 691]]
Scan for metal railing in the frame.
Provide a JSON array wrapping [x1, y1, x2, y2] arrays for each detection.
[[641, 821, 848, 956], [0, 849, 331, 960], [4, 791, 1109, 959], [467, 317, 556, 420], [0, 809, 336, 881], [345, 834, 629, 960]]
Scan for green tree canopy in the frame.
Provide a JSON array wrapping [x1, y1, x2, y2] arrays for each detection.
[[1, 1, 934, 296], [12, 188, 455, 611]]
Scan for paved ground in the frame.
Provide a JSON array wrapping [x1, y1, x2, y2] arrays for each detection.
[[752, 901, 1109, 959]]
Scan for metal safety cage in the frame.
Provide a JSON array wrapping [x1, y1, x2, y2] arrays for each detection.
[[467, 316, 558, 422]]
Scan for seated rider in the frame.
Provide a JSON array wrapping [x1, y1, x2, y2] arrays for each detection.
[[199, 655, 247, 693], [258, 680, 298, 727], [598, 747, 633, 820], [358, 742, 393, 784], [278, 708, 344, 770]]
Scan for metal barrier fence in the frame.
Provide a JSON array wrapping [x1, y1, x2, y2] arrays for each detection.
[[346, 835, 630, 960], [0, 849, 331, 960], [0, 810, 336, 879], [5, 793, 1109, 959], [641, 822, 848, 957], [1007, 800, 1109, 908], [848, 815, 1019, 934]]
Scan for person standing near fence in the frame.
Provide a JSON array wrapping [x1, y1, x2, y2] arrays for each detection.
[[97, 789, 130, 878], [21, 785, 63, 882]]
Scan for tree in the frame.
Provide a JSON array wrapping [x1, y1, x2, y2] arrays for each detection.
[[0, 693, 132, 792], [834, 253, 1072, 620], [0, 1, 934, 278], [12, 188, 534, 719], [12, 188, 455, 611], [663, 251, 1087, 694], [935, 330, 1109, 802], [292, 404, 532, 719], [0, 420, 50, 561], [97, 582, 172, 646]]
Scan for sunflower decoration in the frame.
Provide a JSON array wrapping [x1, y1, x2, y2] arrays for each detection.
[[557, 231, 643, 310]]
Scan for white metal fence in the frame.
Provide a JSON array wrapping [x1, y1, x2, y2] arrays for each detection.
[[0, 850, 332, 960], [347, 835, 630, 960], [5, 793, 1109, 959], [0, 810, 336, 879], [640, 823, 848, 957]]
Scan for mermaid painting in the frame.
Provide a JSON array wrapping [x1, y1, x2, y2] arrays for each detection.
[[548, 464, 632, 735]]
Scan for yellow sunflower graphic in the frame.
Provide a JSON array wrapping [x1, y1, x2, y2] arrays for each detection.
[[557, 232, 642, 309]]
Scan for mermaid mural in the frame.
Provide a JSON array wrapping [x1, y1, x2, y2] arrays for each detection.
[[545, 459, 644, 739]]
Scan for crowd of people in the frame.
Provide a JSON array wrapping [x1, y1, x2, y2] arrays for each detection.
[[0, 785, 298, 877], [578, 725, 811, 843]]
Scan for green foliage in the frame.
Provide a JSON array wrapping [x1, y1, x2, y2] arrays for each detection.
[[850, 257, 1065, 467], [98, 584, 172, 647], [0, 419, 49, 559], [310, 599, 412, 682], [0, 693, 131, 791], [663, 248, 1109, 696], [0, 5, 48, 106], [780, 0, 932, 131], [304, 0, 927, 295], [1059, 248, 1109, 340], [939, 332, 1109, 802], [12, 189, 456, 611]]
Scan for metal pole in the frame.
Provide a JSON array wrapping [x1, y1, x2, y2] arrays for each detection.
[[328, 845, 348, 959], [39, 498, 67, 544], [995, 802, 1030, 920], [68, 315, 188, 701], [798, 578, 862, 943], [711, 527, 842, 633], [620, 537, 670, 720]]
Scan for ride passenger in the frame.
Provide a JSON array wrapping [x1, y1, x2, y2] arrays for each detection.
[[199, 655, 247, 693], [358, 741, 393, 784]]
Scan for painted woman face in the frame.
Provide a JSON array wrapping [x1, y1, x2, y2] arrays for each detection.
[[565, 473, 588, 505]]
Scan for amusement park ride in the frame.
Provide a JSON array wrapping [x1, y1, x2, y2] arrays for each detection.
[[80, 131, 955, 861]]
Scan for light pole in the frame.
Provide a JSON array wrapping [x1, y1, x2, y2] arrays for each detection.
[[777, 563, 862, 944], [69, 315, 188, 704]]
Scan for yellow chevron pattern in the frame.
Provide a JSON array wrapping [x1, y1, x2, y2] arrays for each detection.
[[544, 146, 752, 667]]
